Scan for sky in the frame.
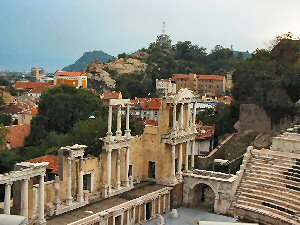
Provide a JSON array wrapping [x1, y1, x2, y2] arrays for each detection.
[[0, 0, 300, 72]]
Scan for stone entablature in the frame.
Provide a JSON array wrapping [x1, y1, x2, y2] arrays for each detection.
[[67, 187, 172, 225], [271, 131, 300, 153]]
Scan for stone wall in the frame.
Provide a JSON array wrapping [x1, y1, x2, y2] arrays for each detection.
[[170, 183, 183, 208]]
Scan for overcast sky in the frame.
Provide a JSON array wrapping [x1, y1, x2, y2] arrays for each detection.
[[1, 0, 300, 72]]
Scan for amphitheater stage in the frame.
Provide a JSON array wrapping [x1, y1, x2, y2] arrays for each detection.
[[46, 182, 165, 225], [144, 207, 239, 225]]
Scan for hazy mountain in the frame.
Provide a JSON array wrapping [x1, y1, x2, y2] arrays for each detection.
[[62, 50, 115, 71]]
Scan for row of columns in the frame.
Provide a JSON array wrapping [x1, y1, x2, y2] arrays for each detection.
[[66, 156, 85, 206], [171, 140, 195, 181], [172, 102, 197, 130], [110, 193, 170, 225], [107, 146, 131, 193], [3, 175, 46, 224], [107, 104, 131, 137]]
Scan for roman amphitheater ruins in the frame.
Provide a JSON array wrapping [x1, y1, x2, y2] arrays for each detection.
[[0, 88, 300, 225]]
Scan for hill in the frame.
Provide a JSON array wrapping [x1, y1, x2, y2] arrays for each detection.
[[62, 50, 115, 71]]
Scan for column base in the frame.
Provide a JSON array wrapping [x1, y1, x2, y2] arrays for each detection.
[[125, 130, 131, 137], [66, 197, 73, 206], [115, 131, 122, 137], [116, 182, 121, 190], [36, 218, 47, 225], [77, 194, 84, 203]]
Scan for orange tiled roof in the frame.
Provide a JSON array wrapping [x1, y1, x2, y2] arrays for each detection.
[[157, 79, 171, 83], [15, 81, 52, 90], [197, 75, 224, 81], [6, 124, 30, 149], [218, 96, 233, 103], [196, 125, 215, 140], [101, 91, 121, 100], [28, 155, 58, 174], [55, 71, 84, 76], [21, 107, 38, 115], [140, 98, 161, 110], [30, 85, 54, 94], [143, 119, 158, 126], [171, 74, 190, 80]]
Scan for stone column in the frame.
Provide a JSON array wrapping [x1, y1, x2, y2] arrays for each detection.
[[163, 195, 166, 212], [125, 104, 131, 137], [66, 157, 73, 206], [125, 147, 130, 187], [191, 140, 195, 170], [180, 103, 184, 130], [192, 102, 197, 126], [107, 148, 112, 193], [4, 182, 12, 215], [185, 141, 190, 172], [54, 176, 61, 209], [38, 174, 46, 225], [133, 207, 136, 223], [158, 196, 161, 214], [116, 105, 122, 137], [116, 148, 121, 189], [33, 187, 38, 218], [178, 144, 183, 181], [126, 210, 130, 224], [21, 178, 29, 218], [187, 103, 191, 128], [77, 157, 84, 202], [172, 104, 177, 129], [143, 204, 146, 222], [107, 105, 113, 136], [171, 144, 176, 183]]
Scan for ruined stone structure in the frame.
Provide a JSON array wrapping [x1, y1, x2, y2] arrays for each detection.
[[2, 88, 298, 225]]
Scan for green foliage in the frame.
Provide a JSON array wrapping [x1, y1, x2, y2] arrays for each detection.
[[0, 97, 5, 107], [197, 103, 239, 136], [0, 114, 12, 126], [232, 48, 300, 124], [26, 85, 106, 146], [0, 150, 21, 173], [62, 50, 115, 71]]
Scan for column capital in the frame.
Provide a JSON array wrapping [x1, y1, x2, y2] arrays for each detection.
[[5, 181, 13, 186]]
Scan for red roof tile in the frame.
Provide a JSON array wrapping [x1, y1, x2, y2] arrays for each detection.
[[101, 91, 121, 100], [30, 85, 54, 94], [28, 155, 58, 174], [196, 125, 215, 140], [140, 99, 161, 110], [143, 119, 158, 126], [171, 74, 190, 80], [197, 75, 224, 81], [55, 71, 84, 76], [6, 124, 30, 149], [21, 107, 38, 115], [15, 82, 52, 90]]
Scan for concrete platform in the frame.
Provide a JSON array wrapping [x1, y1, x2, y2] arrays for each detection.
[[47, 182, 165, 225], [144, 207, 238, 225]]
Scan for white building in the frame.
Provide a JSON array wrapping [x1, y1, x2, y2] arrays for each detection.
[[156, 79, 176, 97]]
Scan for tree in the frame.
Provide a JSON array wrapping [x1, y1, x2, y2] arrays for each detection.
[[26, 85, 106, 146], [0, 114, 12, 126]]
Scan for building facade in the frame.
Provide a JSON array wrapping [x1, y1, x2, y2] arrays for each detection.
[[54, 71, 87, 89]]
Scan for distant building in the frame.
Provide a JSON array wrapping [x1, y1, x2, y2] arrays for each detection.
[[27, 85, 54, 98], [14, 81, 52, 93], [100, 91, 122, 106], [156, 79, 176, 97], [18, 107, 38, 125], [171, 74, 226, 97], [194, 125, 215, 156], [31, 67, 45, 81], [130, 98, 162, 121], [54, 71, 87, 88], [156, 22, 172, 48]]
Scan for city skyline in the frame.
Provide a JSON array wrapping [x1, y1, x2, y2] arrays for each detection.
[[1, 0, 300, 72]]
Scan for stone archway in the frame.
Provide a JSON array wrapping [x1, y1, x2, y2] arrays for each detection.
[[190, 182, 216, 212]]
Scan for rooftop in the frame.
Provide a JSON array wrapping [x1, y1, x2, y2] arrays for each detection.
[[55, 71, 85, 77], [6, 124, 31, 149], [14, 81, 52, 90], [28, 155, 58, 174]]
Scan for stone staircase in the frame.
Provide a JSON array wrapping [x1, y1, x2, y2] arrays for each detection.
[[229, 149, 300, 225]]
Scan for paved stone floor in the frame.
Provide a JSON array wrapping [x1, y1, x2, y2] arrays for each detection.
[[144, 207, 238, 225], [47, 182, 165, 225]]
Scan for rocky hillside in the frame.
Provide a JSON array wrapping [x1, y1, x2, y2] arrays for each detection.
[[63, 50, 115, 71], [85, 57, 147, 91]]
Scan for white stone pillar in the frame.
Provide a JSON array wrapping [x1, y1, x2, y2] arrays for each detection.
[[21, 178, 29, 218], [116, 105, 122, 137], [172, 104, 177, 129], [163, 195, 166, 212], [4, 182, 11, 215], [38, 174, 46, 225], [187, 103, 191, 128], [171, 144, 176, 183], [143, 204, 146, 221], [54, 176, 60, 209], [116, 148, 121, 189], [33, 187, 38, 218], [125, 147, 130, 187], [193, 102, 197, 127], [107, 105, 113, 136], [133, 207, 136, 223], [178, 144, 183, 181], [125, 104, 131, 137], [185, 141, 190, 172], [180, 103, 184, 130], [126, 210, 130, 224], [107, 148, 112, 193], [77, 157, 84, 202], [158, 196, 161, 214], [191, 140, 195, 170], [66, 157, 73, 206]]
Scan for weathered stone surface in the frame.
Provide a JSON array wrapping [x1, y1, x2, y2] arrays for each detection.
[[253, 133, 272, 149], [170, 209, 178, 219]]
